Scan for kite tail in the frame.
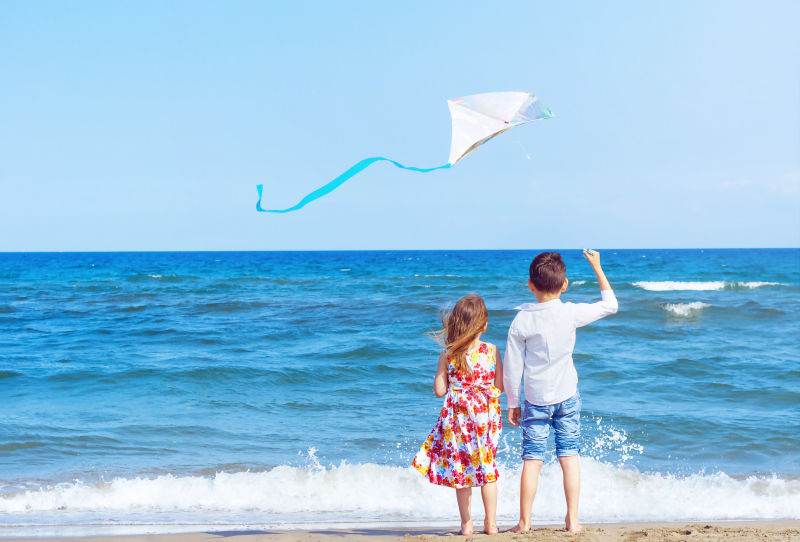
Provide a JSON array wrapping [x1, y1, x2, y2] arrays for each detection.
[[256, 157, 452, 213]]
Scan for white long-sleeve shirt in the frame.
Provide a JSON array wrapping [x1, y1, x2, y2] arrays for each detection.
[[503, 289, 618, 407]]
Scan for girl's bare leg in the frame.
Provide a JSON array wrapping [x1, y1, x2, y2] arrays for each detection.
[[480, 481, 498, 534], [558, 455, 581, 532], [455, 487, 473, 535], [512, 459, 543, 533]]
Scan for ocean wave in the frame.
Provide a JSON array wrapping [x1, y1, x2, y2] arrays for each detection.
[[1, 459, 797, 525], [127, 274, 192, 282], [633, 281, 784, 291], [117, 305, 147, 313], [663, 302, 711, 317], [184, 300, 273, 315], [42, 365, 318, 386]]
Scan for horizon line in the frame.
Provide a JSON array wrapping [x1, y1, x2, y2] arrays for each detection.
[[1, 247, 798, 254]]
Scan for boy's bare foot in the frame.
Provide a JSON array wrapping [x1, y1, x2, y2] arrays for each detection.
[[510, 521, 530, 533], [565, 515, 582, 532], [460, 519, 473, 536], [483, 521, 498, 535]]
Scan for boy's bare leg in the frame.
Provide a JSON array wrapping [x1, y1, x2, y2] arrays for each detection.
[[455, 487, 473, 535], [480, 481, 498, 534], [511, 459, 543, 532], [559, 455, 581, 532]]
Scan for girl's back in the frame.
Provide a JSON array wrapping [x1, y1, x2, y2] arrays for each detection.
[[448, 341, 498, 391]]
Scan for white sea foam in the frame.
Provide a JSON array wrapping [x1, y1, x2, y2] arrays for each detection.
[[738, 281, 782, 288], [1, 460, 798, 532], [635, 281, 725, 291], [633, 281, 782, 291], [663, 302, 711, 317]]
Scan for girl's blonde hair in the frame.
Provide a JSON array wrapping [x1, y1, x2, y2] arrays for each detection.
[[431, 293, 488, 374]]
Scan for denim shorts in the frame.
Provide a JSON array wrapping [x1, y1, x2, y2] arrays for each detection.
[[521, 391, 582, 461]]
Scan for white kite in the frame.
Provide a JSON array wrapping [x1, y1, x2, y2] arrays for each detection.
[[256, 91, 553, 213]]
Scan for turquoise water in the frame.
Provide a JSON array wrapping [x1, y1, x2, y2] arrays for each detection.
[[1, 249, 798, 533]]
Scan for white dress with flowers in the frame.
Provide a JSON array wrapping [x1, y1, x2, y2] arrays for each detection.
[[412, 342, 502, 488]]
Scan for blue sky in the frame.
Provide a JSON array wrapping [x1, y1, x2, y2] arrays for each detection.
[[1, 1, 798, 250]]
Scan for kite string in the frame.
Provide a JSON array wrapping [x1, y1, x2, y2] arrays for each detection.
[[256, 157, 451, 213], [515, 135, 531, 160]]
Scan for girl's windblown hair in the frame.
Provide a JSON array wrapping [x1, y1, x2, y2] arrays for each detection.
[[431, 293, 488, 374]]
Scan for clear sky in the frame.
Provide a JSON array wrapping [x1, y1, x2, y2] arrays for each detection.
[[1, 1, 798, 251]]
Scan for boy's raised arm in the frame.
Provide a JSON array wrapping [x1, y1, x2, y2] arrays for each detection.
[[583, 249, 612, 291], [574, 249, 618, 328]]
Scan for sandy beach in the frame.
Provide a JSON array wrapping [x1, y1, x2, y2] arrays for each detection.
[[3, 522, 799, 542]]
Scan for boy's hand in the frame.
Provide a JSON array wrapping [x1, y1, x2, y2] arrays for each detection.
[[583, 248, 601, 268], [508, 407, 521, 426], [584, 248, 613, 291]]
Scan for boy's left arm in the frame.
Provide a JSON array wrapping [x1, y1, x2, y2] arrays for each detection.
[[503, 323, 525, 425]]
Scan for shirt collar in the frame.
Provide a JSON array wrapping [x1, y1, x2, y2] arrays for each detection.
[[515, 298, 563, 311]]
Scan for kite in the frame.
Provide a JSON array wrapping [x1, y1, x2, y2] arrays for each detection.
[[256, 91, 553, 213]]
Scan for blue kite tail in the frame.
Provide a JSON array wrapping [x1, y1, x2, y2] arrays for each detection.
[[256, 157, 452, 213]]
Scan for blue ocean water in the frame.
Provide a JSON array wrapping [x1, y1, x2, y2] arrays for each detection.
[[1, 249, 799, 534]]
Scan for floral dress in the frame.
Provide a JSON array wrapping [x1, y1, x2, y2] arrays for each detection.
[[413, 342, 502, 488]]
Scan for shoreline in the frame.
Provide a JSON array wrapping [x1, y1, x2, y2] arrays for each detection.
[[2, 521, 799, 541]]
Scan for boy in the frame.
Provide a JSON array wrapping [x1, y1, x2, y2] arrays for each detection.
[[503, 249, 617, 533]]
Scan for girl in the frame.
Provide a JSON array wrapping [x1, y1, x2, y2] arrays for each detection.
[[412, 293, 504, 535]]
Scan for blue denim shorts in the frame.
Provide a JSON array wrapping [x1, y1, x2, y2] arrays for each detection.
[[521, 391, 582, 461]]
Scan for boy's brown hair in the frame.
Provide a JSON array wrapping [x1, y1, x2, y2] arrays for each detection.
[[529, 252, 566, 293]]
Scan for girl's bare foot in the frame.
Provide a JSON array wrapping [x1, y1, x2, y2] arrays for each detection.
[[510, 521, 530, 533], [460, 519, 473, 536], [483, 521, 498, 535]]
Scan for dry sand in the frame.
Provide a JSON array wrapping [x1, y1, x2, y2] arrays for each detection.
[[3, 521, 799, 542]]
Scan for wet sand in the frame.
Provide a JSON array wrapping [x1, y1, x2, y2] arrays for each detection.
[[3, 521, 799, 541]]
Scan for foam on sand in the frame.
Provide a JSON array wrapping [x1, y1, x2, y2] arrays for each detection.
[[1, 459, 797, 533]]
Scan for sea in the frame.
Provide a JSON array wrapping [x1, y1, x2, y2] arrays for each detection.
[[1, 249, 798, 536]]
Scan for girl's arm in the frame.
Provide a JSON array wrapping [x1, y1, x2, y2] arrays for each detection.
[[433, 351, 449, 397], [493, 346, 504, 391]]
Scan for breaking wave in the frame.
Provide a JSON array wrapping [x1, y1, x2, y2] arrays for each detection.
[[663, 302, 711, 316], [633, 281, 783, 291], [1, 459, 797, 534]]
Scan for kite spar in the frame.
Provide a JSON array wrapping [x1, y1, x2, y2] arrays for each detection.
[[256, 91, 553, 213]]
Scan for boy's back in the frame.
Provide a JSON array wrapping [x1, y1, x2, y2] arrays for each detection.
[[504, 289, 617, 407]]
